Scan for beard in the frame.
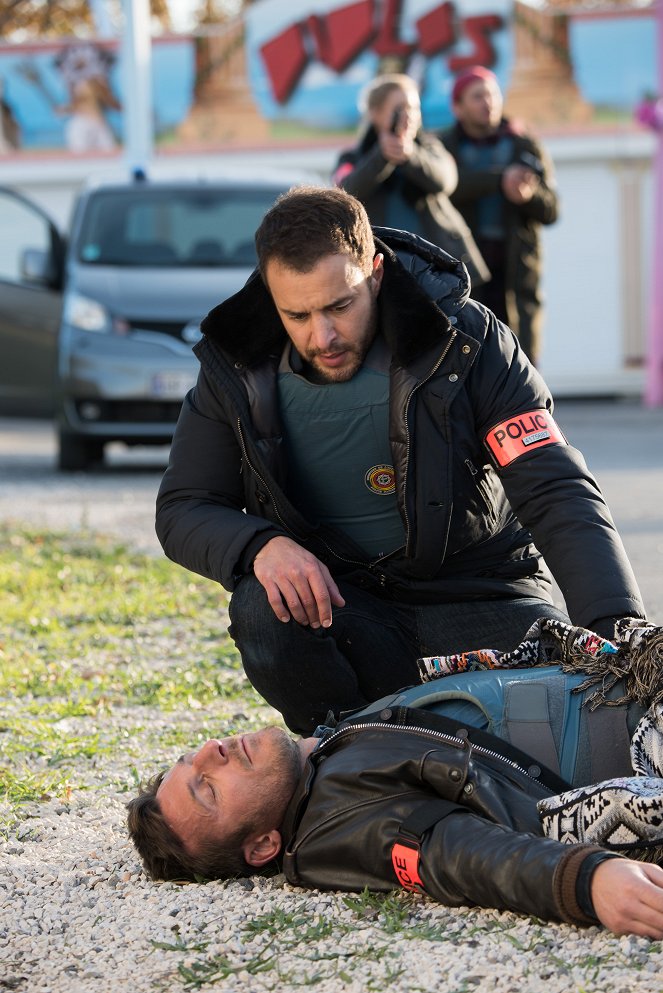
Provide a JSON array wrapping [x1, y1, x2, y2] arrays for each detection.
[[239, 729, 304, 839], [303, 344, 368, 384], [301, 296, 379, 384]]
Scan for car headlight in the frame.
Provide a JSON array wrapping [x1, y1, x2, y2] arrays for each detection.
[[63, 291, 111, 333]]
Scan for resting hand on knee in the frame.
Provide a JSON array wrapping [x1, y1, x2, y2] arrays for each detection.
[[253, 536, 345, 628]]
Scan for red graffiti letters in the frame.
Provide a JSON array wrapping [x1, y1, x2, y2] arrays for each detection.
[[259, 0, 504, 104]]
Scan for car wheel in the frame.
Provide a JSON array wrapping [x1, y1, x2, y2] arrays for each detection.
[[58, 430, 105, 471]]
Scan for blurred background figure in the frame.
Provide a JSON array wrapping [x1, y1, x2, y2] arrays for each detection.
[[0, 77, 21, 151], [333, 73, 489, 289], [439, 66, 559, 366], [54, 42, 120, 153]]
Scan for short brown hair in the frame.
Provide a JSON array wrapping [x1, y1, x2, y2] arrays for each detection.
[[255, 185, 375, 277], [126, 772, 255, 882]]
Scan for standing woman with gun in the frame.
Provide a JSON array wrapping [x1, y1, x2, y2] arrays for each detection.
[[333, 73, 489, 289]]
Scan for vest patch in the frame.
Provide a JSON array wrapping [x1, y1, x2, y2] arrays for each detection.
[[365, 464, 396, 495], [391, 841, 423, 892], [484, 410, 566, 467]]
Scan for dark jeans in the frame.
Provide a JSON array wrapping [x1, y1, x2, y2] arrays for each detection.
[[228, 575, 570, 735]]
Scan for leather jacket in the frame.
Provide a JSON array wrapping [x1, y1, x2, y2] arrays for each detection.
[[156, 228, 644, 628], [280, 705, 605, 925]]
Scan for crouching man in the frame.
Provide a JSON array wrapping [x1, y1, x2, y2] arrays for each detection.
[[127, 703, 663, 939]]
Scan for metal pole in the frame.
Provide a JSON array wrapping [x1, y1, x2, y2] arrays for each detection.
[[121, 0, 153, 175], [644, 0, 663, 406]]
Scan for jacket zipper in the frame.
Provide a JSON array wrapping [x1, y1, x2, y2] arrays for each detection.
[[238, 328, 458, 573], [286, 719, 542, 859], [402, 330, 457, 554], [237, 419, 370, 569], [317, 719, 540, 781]]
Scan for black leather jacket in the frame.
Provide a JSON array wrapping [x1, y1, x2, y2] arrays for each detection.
[[156, 229, 644, 628], [281, 705, 604, 925]]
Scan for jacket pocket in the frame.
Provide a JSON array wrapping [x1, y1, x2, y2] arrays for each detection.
[[464, 458, 500, 534]]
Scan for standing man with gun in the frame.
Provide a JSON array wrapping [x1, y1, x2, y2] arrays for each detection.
[[439, 66, 559, 366]]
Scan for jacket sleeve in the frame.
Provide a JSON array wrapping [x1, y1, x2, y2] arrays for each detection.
[[514, 135, 559, 227], [334, 143, 396, 200], [446, 133, 558, 226], [397, 134, 458, 197], [447, 156, 503, 207], [155, 369, 286, 591], [419, 810, 602, 926], [335, 135, 458, 200], [467, 307, 645, 628]]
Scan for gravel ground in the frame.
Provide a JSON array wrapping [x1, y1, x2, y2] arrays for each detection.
[[2, 412, 663, 992]]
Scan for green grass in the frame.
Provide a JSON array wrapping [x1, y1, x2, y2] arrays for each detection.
[[0, 525, 273, 831]]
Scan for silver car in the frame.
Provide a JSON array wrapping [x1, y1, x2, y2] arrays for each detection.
[[0, 175, 294, 469]]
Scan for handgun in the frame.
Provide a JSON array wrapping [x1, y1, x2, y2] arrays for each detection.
[[389, 108, 401, 134]]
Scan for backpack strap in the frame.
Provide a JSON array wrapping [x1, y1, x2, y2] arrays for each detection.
[[586, 704, 633, 781], [504, 681, 561, 775]]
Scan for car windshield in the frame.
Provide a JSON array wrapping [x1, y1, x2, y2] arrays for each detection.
[[75, 186, 282, 267]]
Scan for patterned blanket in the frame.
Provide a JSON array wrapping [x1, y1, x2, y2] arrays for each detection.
[[538, 703, 663, 862]]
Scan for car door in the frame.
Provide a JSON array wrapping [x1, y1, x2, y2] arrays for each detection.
[[0, 187, 65, 417]]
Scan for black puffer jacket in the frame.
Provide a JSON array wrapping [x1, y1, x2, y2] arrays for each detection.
[[438, 120, 559, 363], [281, 705, 605, 925], [155, 229, 644, 628]]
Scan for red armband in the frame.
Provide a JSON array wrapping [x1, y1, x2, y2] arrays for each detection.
[[391, 841, 424, 893], [484, 410, 566, 467]]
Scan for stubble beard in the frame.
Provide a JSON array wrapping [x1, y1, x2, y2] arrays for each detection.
[[302, 299, 379, 385], [240, 731, 304, 839]]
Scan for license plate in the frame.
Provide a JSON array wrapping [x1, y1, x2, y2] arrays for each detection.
[[151, 371, 196, 399]]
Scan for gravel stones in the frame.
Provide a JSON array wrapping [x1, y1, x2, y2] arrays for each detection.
[[2, 785, 663, 992]]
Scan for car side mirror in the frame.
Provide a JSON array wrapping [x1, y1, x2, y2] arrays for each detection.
[[20, 247, 57, 286]]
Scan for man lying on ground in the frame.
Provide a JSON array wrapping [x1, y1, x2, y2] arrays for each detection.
[[127, 693, 663, 939]]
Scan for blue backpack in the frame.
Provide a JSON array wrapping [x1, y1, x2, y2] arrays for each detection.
[[351, 617, 658, 788], [356, 666, 644, 788]]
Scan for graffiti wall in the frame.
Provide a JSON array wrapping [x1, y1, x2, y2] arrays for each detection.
[[0, 35, 193, 153], [0, 0, 656, 156]]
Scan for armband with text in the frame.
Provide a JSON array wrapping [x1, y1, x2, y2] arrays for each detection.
[[391, 840, 424, 893], [484, 410, 566, 467]]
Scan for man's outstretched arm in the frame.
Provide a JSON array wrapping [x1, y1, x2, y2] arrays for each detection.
[[419, 811, 663, 934]]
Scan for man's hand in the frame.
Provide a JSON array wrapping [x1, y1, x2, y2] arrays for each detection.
[[253, 536, 346, 628], [591, 859, 663, 938], [501, 164, 539, 205]]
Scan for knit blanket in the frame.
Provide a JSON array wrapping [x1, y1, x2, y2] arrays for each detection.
[[416, 616, 663, 710], [538, 701, 663, 861]]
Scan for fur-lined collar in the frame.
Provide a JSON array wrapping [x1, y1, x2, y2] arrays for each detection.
[[200, 230, 469, 368]]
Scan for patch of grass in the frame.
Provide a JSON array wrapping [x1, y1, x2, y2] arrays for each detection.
[[0, 765, 69, 806], [0, 525, 275, 833]]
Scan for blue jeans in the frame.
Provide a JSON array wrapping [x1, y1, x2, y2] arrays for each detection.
[[228, 575, 570, 734]]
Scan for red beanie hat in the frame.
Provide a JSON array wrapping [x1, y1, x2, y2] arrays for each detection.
[[451, 66, 499, 104]]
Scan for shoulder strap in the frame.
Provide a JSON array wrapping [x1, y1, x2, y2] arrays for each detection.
[[392, 799, 467, 894], [504, 681, 561, 775]]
